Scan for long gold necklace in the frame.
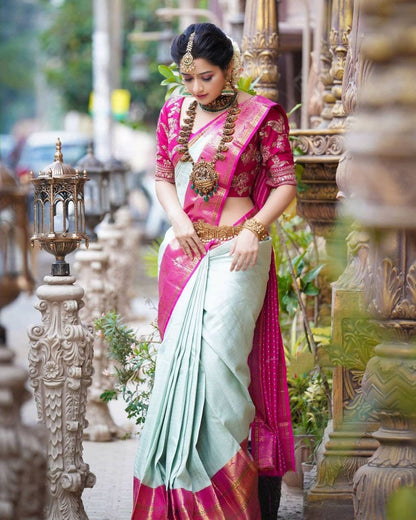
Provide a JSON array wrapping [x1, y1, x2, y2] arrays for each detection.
[[177, 98, 240, 202]]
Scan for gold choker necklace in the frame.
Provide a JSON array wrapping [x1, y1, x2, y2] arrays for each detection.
[[199, 92, 238, 113], [178, 98, 240, 201]]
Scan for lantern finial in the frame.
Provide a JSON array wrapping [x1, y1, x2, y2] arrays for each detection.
[[54, 138, 63, 163]]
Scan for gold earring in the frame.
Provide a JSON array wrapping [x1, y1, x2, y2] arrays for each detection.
[[221, 78, 235, 96]]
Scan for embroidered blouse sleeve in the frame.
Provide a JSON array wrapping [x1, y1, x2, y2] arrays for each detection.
[[259, 105, 297, 188], [155, 103, 175, 183]]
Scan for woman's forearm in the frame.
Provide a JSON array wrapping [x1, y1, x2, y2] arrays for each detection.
[[254, 184, 297, 227], [155, 180, 206, 258], [155, 180, 186, 224]]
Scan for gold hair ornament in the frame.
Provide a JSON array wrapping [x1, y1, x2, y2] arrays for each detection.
[[180, 32, 196, 74]]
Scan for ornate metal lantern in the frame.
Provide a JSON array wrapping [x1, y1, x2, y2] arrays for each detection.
[[0, 162, 34, 312], [31, 138, 89, 276], [105, 156, 128, 222], [75, 142, 110, 240]]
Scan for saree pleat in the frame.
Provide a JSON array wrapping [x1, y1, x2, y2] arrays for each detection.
[[133, 239, 271, 519]]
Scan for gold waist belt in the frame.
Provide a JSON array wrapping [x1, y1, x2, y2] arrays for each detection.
[[193, 220, 243, 243]]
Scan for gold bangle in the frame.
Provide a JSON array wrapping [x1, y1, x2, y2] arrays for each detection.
[[242, 218, 268, 241]]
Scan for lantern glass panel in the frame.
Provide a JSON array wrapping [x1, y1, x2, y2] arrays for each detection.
[[54, 200, 64, 233], [44, 200, 51, 233], [109, 172, 125, 208], [85, 177, 100, 215], [102, 176, 110, 214], [67, 200, 76, 233]]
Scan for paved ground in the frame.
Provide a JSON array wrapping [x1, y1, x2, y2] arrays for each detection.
[[2, 245, 306, 519]]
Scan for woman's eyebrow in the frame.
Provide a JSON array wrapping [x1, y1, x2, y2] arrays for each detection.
[[182, 70, 214, 77]]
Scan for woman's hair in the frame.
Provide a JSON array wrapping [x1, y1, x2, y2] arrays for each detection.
[[171, 23, 234, 71]]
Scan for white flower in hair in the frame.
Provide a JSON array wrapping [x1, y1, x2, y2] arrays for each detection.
[[229, 38, 243, 87]]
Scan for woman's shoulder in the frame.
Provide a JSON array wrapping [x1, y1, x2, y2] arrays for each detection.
[[160, 95, 186, 118], [238, 93, 286, 114]]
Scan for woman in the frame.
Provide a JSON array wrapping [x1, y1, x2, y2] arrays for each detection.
[[132, 23, 296, 519]]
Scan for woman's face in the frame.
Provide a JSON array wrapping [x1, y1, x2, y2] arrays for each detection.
[[181, 58, 228, 106]]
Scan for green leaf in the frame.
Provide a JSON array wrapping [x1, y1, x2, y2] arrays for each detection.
[[100, 389, 118, 402], [303, 283, 320, 296], [158, 64, 175, 79], [287, 103, 302, 117], [303, 264, 325, 284]]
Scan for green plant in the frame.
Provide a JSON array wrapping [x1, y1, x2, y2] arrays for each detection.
[[95, 311, 158, 426], [288, 372, 331, 440], [272, 214, 333, 447]]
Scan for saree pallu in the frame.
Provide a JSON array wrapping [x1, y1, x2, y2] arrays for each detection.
[[132, 233, 272, 519]]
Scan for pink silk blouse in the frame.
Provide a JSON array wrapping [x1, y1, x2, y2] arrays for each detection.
[[155, 96, 296, 196]]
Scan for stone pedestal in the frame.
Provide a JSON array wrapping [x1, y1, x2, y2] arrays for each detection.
[[0, 344, 47, 519], [97, 219, 134, 320], [28, 275, 95, 520], [74, 242, 124, 442]]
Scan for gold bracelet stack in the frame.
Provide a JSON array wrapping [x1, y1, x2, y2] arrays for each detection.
[[242, 218, 268, 241]]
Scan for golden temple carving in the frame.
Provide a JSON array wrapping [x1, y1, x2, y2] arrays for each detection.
[[241, 0, 279, 101]]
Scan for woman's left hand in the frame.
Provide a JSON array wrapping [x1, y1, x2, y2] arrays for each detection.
[[229, 228, 259, 272]]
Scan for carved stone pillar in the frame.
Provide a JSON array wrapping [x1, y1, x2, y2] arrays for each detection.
[[303, 3, 384, 517], [304, 222, 380, 520], [291, 128, 345, 322], [328, 0, 353, 129], [28, 276, 95, 519], [74, 243, 122, 442], [241, 0, 279, 102], [291, 0, 352, 323], [346, 0, 416, 517], [0, 344, 47, 519], [319, 0, 336, 128]]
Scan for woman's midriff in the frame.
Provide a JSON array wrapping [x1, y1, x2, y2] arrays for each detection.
[[218, 196, 255, 226]]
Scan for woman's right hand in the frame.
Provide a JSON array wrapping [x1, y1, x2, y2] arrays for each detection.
[[171, 211, 206, 260], [155, 180, 205, 259]]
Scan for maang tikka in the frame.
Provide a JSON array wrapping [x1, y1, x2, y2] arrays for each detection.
[[180, 32, 196, 74]]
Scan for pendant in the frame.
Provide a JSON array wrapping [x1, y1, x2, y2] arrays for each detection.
[[190, 160, 219, 201]]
